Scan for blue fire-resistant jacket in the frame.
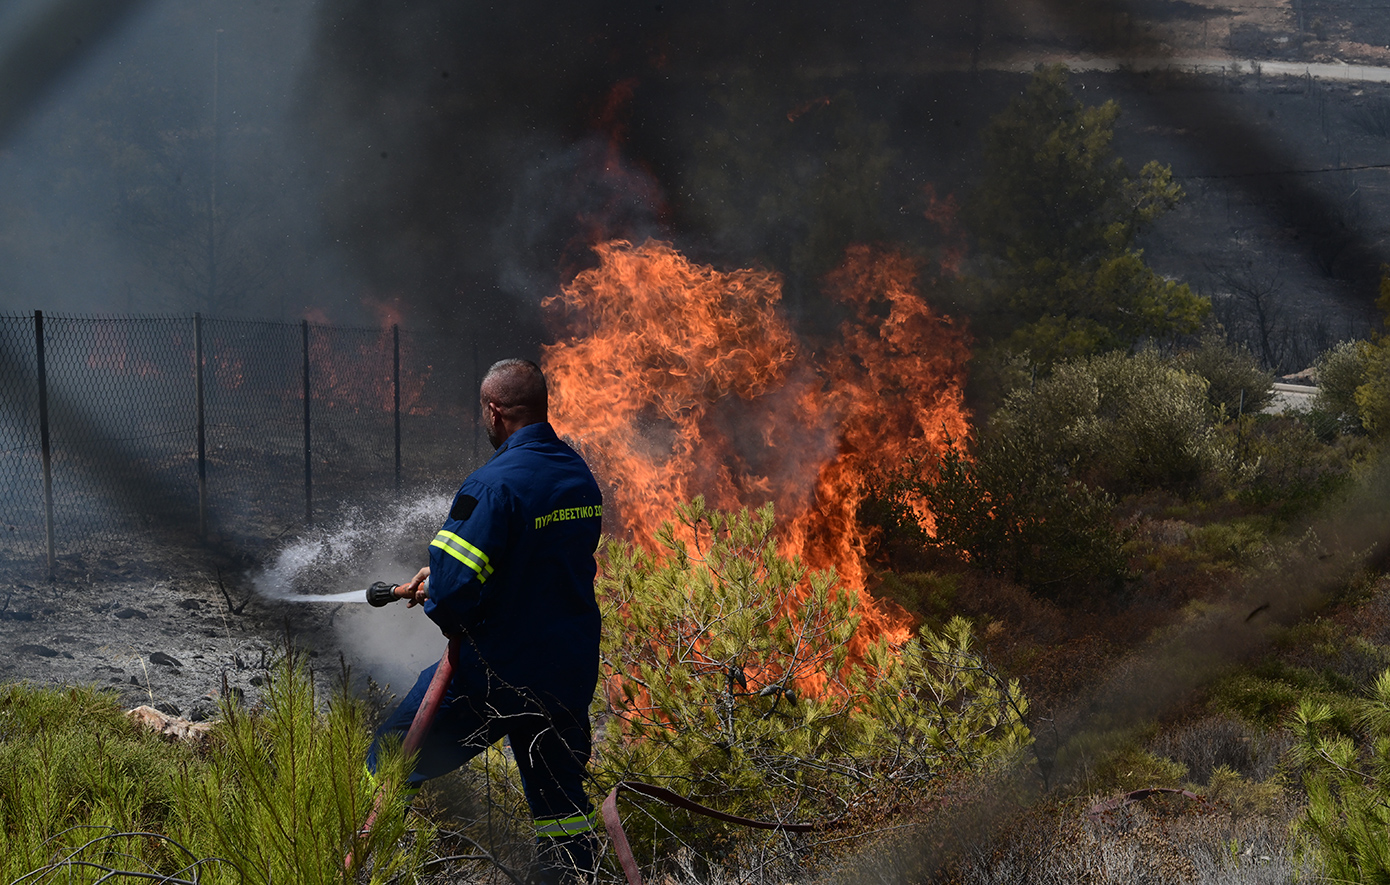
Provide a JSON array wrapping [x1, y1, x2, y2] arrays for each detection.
[[424, 421, 603, 714]]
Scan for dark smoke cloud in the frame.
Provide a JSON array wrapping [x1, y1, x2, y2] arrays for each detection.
[[301, 0, 1388, 346], [5, 0, 1384, 332], [0, 0, 338, 319], [295, 0, 1004, 338]]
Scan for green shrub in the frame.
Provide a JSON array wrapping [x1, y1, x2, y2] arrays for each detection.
[[0, 662, 425, 884], [1290, 669, 1390, 880], [990, 350, 1222, 495], [177, 662, 428, 884], [1323, 274, 1390, 438], [915, 437, 1127, 601], [1211, 664, 1361, 733], [1093, 745, 1189, 794], [1187, 518, 1273, 566], [1356, 340, 1390, 437], [0, 684, 197, 879], [872, 571, 960, 624], [1314, 340, 1373, 434], [1220, 415, 1367, 517], [593, 499, 1031, 858], [1173, 331, 1275, 420]]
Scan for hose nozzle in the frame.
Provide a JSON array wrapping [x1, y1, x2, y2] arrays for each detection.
[[366, 582, 400, 607]]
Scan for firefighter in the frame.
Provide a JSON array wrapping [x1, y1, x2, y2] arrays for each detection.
[[367, 358, 603, 885]]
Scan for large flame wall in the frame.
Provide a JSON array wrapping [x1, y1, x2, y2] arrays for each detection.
[[542, 239, 971, 645]]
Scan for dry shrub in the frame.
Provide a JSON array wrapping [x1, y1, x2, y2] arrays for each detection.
[[1151, 716, 1290, 785], [942, 795, 1308, 885], [1324, 573, 1390, 648]]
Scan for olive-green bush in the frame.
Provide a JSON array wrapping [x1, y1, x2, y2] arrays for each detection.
[[1313, 340, 1373, 434], [1173, 332, 1275, 420], [592, 498, 1031, 855], [915, 436, 1127, 600], [990, 350, 1222, 495]]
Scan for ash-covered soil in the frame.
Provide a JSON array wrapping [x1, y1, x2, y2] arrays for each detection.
[[0, 497, 455, 720]]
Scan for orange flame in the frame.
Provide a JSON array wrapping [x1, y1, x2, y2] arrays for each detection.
[[542, 239, 971, 670], [84, 322, 160, 377], [308, 330, 432, 416]]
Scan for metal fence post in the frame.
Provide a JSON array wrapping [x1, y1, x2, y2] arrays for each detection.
[[393, 323, 401, 492], [194, 312, 207, 539], [302, 318, 312, 524], [472, 331, 480, 464], [34, 310, 54, 579]]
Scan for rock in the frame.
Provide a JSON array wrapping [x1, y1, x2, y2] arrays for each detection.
[[177, 599, 202, 610], [150, 651, 183, 667], [154, 701, 181, 717], [126, 705, 213, 746], [114, 608, 148, 620], [16, 644, 59, 657]]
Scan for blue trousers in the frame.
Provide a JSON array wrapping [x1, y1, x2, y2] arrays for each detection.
[[366, 660, 597, 881]]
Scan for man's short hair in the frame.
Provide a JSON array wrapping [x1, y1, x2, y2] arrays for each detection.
[[483, 358, 548, 418]]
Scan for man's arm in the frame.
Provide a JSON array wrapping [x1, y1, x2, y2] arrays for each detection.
[[423, 483, 507, 630], [394, 566, 430, 607]]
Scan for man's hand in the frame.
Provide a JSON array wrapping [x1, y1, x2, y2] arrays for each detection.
[[395, 566, 431, 608]]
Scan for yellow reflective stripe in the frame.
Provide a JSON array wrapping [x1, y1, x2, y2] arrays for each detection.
[[439, 530, 492, 572], [430, 531, 493, 582], [534, 811, 598, 837]]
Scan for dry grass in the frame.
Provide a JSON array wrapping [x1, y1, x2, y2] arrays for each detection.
[[941, 796, 1309, 885], [1151, 715, 1290, 785]]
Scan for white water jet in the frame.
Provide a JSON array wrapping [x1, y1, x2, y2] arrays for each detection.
[[294, 588, 374, 603], [254, 494, 450, 602]]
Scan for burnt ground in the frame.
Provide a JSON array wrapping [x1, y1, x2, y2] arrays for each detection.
[[0, 538, 315, 720], [0, 502, 453, 722]]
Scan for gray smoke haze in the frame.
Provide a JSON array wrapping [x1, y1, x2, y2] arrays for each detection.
[[3, 0, 1387, 340], [0, 0, 345, 319]]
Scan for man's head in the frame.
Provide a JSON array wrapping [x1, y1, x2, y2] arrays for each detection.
[[480, 358, 548, 449]]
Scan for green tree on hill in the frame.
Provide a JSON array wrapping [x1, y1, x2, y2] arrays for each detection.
[[966, 65, 1208, 364], [1315, 273, 1390, 437]]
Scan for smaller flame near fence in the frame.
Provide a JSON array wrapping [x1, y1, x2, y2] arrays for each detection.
[[83, 321, 161, 378], [542, 239, 972, 687], [76, 316, 432, 418]]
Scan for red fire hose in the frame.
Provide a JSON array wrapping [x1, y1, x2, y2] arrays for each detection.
[[343, 583, 813, 881], [345, 633, 460, 873]]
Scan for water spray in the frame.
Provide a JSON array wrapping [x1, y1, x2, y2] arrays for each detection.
[[267, 582, 404, 604]]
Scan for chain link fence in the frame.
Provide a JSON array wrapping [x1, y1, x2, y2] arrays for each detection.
[[0, 312, 496, 575]]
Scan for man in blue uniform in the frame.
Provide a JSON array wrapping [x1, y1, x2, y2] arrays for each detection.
[[367, 358, 603, 884]]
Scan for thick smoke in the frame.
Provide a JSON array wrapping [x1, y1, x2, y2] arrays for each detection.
[[4, 0, 1387, 330], [0, 0, 346, 319]]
